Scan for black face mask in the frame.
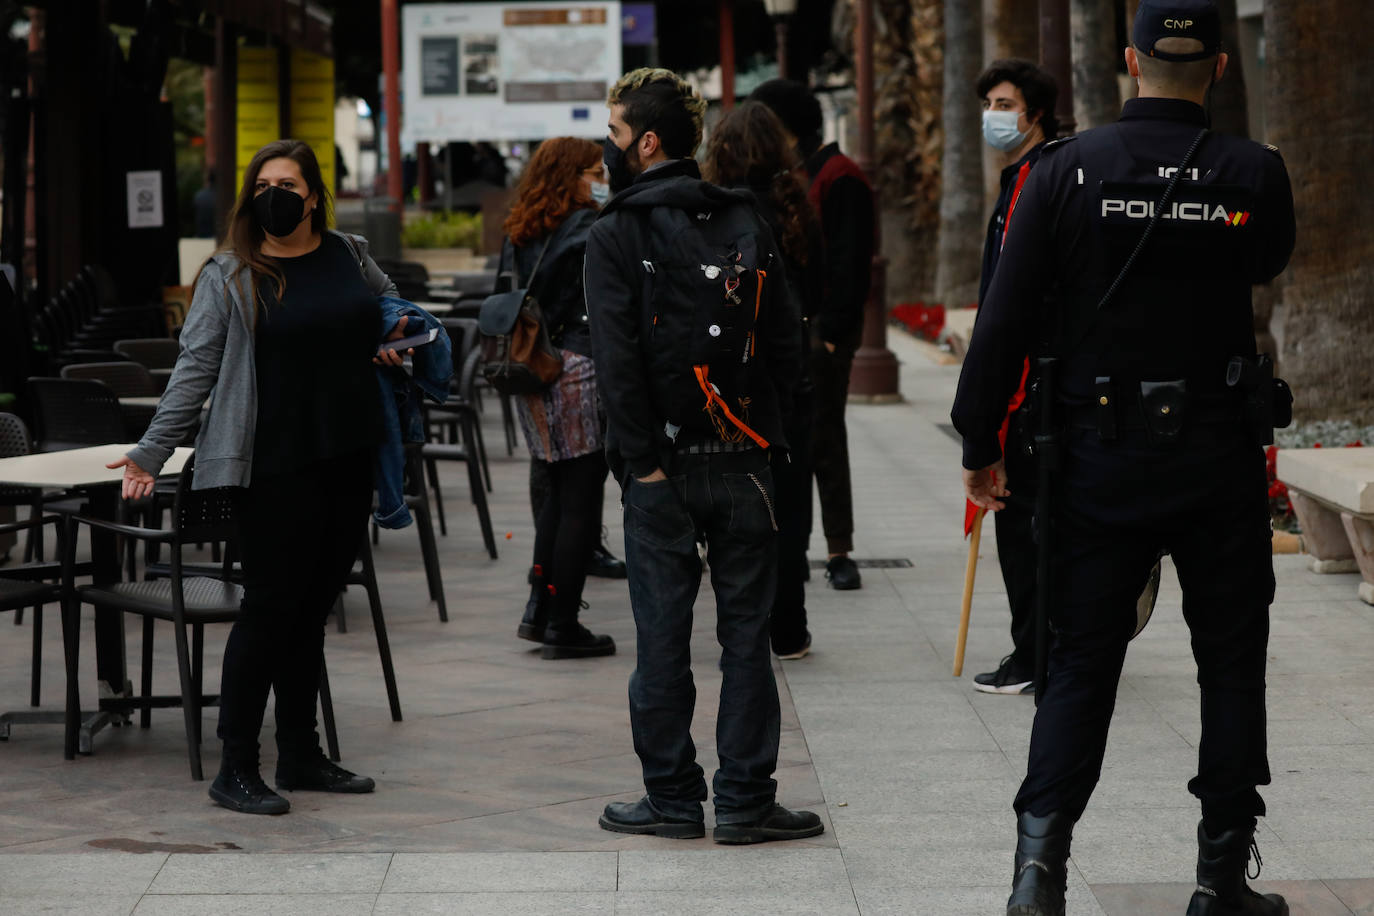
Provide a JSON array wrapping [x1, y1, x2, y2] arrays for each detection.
[[603, 133, 642, 194], [252, 185, 308, 238]]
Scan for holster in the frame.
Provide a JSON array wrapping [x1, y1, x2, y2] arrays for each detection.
[[1138, 379, 1189, 445], [1226, 354, 1292, 446]]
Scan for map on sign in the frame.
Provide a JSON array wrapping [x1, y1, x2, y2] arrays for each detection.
[[403, 2, 622, 142]]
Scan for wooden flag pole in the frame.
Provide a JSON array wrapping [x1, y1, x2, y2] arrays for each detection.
[[953, 507, 986, 677]]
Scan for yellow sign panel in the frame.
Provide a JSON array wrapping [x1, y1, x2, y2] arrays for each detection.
[[236, 47, 280, 193], [290, 48, 336, 208]]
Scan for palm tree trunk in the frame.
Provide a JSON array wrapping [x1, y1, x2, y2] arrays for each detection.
[[1268, 0, 1374, 422], [872, 0, 943, 302], [935, 0, 982, 308], [1071, 0, 1120, 130], [1210, 0, 1249, 138]]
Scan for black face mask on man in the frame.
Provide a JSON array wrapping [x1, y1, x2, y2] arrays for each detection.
[[603, 133, 643, 194], [252, 185, 309, 238]]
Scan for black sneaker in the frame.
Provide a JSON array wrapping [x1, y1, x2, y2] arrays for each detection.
[[599, 797, 705, 839], [825, 555, 862, 590], [974, 655, 1034, 695], [776, 634, 812, 660], [714, 804, 825, 845], [275, 751, 376, 793], [209, 763, 290, 815]]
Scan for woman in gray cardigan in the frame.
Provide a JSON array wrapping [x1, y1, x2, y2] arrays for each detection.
[[109, 140, 413, 815]]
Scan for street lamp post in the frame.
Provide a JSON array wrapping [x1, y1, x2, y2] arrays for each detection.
[[848, 0, 900, 400], [762, 0, 797, 81]]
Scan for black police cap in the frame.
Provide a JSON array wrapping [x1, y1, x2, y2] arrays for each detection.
[[1133, 0, 1222, 62]]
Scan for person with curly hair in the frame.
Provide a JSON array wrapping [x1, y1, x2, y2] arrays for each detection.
[[504, 137, 616, 660], [703, 101, 823, 661]]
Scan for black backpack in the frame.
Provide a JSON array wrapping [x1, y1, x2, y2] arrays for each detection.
[[636, 201, 776, 447]]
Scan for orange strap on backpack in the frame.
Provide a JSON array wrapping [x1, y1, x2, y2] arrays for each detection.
[[693, 365, 770, 449]]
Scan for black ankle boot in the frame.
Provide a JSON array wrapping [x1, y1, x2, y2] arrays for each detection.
[[518, 566, 551, 643], [542, 590, 615, 659], [1186, 821, 1289, 915], [1006, 811, 1072, 916], [209, 757, 290, 815]]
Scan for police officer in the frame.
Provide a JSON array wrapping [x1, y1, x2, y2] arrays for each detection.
[[950, 2, 1295, 914]]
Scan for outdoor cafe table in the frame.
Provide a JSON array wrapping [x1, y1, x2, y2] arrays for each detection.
[[0, 444, 192, 757]]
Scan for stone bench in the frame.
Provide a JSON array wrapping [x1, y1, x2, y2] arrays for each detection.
[[1276, 448, 1374, 605]]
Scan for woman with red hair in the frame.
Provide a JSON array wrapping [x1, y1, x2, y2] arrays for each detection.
[[504, 137, 616, 659]]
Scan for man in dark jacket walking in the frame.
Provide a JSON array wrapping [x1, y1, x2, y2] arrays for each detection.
[[750, 79, 874, 591], [586, 67, 821, 844]]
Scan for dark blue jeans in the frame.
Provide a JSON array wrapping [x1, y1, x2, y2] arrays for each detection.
[[622, 449, 781, 825]]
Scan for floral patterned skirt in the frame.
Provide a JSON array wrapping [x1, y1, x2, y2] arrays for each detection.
[[515, 350, 605, 462]]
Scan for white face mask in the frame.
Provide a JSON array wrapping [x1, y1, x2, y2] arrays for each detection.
[[983, 109, 1029, 153], [589, 181, 611, 206]]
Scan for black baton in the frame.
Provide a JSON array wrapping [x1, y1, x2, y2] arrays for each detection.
[[1032, 357, 1059, 705]]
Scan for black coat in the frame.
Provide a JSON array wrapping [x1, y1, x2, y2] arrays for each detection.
[[584, 159, 803, 480], [502, 207, 596, 356]]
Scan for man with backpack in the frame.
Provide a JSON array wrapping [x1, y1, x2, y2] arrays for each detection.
[[585, 68, 820, 844]]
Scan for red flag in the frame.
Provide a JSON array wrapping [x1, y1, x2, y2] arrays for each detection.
[[963, 358, 1030, 537]]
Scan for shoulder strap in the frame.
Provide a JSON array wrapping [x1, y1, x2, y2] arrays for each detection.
[[1095, 129, 1209, 313], [524, 234, 554, 289]]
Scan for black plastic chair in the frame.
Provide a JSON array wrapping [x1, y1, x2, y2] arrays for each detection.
[[113, 338, 179, 371], [64, 457, 340, 780], [372, 446, 448, 622], [0, 514, 67, 712], [421, 404, 498, 559], [58, 362, 160, 440], [331, 539, 402, 722], [59, 361, 158, 396], [27, 377, 127, 451]]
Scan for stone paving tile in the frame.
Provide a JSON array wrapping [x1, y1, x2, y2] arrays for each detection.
[[147, 852, 391, 894], [1089, 880, 1354, 915], [613, 888, 861, 915], [1327, 879, 1374, 915], [616, 847, 848, 891], [7, 896, 144, 916], [0, 851, 166, 894], [132, 894, 377, 915], [373, 892, 616, 915], [381, 851, 616, 893]]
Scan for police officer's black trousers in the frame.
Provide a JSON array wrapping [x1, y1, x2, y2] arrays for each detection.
[[1014, 427, 1273, 831], [994, 434, 1038, 668]]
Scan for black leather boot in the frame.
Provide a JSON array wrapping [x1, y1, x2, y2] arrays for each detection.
[[209, 755, 290, 815], [542, 588, 615, 659], [518, 566, 550, 643], [1006, 811, 1072, 916], [1186, 821, 1289, 915]]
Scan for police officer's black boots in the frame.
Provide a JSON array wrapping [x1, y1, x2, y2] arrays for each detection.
[[1185, 821, 1289, 915], [517, 565, 550, 642], [1006, 811, 1072, 916]]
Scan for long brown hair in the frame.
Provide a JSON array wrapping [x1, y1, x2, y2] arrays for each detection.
[[504, 137, 602, 247], [196, 139, 333, 320], [702, 102, 815, 266]]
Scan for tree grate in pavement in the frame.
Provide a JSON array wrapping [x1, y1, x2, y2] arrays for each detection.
[[808, 558, 913, 569]]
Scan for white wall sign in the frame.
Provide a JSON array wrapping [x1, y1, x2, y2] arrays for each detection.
[[126, 171, 163, 229], [402, 2, 622, 143]]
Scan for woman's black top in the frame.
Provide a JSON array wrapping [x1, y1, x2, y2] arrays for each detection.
[[506, 207, 596, 357], [252, 233, 383, 477]]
